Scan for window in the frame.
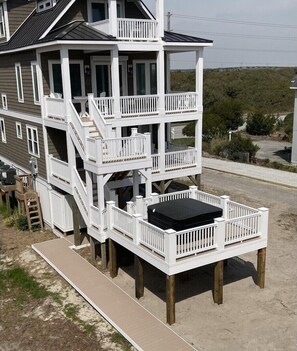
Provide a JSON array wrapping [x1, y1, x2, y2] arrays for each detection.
[[15, 63, 24, 103], [26, 126, 40, 157], [1, 94, 7, 110], [31, 62, 40, 104], [89, 0, 123, 22], [0, 118, 6, 143], [37, 0, 57, 13], [16, 122, 22, 139], [0, 5, 5, 38]]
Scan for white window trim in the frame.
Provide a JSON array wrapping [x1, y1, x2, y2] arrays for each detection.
[[90, 56, 128, 97], [37, 0, 57, 13], [0, 5, 5, 38], [26, 125, 40, 158], [16, 122, 22, 139], [87, 0, 124, 23], [1, 93, 7, 110], [48, 60, 86, 98], [133, 60, 157, 95], [15, 63, 24, 103], [31, 61, 41, 105], [0, 118, 6, 143]]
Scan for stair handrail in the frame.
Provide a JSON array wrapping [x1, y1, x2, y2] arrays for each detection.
[[88, 93, 113, 139], [69, 101, 89, 157]]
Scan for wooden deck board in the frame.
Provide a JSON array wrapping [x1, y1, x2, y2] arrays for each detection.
[[32, 238, 195, 351]]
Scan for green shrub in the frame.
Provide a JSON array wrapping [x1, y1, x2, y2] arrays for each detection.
[[225, 133, 259, 161], [3, 215, 15, 227], [15, 214, 28, 231], [246, 112, 276, 135]]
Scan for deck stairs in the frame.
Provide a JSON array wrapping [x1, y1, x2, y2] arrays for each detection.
[[24, 191, 44, 231]]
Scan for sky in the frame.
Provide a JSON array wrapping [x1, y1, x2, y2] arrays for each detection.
[[144, 0, 297, 69]]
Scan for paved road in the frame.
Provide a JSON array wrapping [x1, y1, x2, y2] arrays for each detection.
[[254, 140, 292, 164], [202, 157, 297, 189]]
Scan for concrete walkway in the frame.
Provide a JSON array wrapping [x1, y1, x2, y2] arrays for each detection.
[[32, 238, 195, 351], [202, 157, 297, 189]]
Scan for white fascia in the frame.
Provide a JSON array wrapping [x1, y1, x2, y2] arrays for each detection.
[[39, 0, 76, 39]]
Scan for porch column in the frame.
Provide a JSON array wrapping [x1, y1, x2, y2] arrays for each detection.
[[166, 274, 175, 325], [133, 170, 140, 198], [165, 52, 171, 93], [213, 260, 224, 304], [60, 49, 72, 118], [196, 49, 204, 106], [158, 123, 165, 173], [108, 0, 117, 36], [156, 0, 164, 39], [134, 255, 144, 299], [157, 49, 165, 114], [111, 47, 121, 119]]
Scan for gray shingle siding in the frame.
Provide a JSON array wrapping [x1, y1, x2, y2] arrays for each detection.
[[7, 0, 36, 36], [0, 115, 46, 179], [0, 51, 41, 117]]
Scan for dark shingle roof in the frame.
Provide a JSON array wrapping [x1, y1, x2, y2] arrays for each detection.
[[40, 22, 115, 43], [163, 31, 213, 44], [0, 0, 73, 51]]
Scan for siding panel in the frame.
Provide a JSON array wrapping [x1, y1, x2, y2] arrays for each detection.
[[7, 0, 36, 36], [0, 51, 41, 117], [0, 115, 46, 179]]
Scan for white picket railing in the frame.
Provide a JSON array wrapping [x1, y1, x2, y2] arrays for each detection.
[[101, 135, 148, 163], [113, 207, 134, 239], [94, 97, 114, 118], [139, 219, 165, 256], [72, 168, 88, 219], [45, 97, 66, 120], [227, 201, 259, 219], [176, 224, 217, 259], [195, 190, 222, 207], [117, 19, 158, 40], [225, 213, 261, 245], [69, 101, 89, 154], [159, 190, 191, 203], [120, 95, 159, 117], [165, 149, 197, 171], [48, 156, 71, 184], [165, 93, 198, 114]]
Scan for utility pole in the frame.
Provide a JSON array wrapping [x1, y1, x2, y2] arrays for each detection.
[[166, 11, 172, 32]]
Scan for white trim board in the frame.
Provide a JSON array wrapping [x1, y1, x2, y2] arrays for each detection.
[[0, 108, 42, 125]]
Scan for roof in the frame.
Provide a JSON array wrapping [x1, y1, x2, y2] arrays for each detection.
[[40, 21, 115, 43], [0, 0, 73, 52], [163, 31, 213, 44]]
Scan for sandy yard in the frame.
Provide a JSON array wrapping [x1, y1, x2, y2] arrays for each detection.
[[1, 168, 297, 351]]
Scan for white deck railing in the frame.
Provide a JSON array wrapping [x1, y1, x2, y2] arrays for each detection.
[[45, 96, 66, 120], [72, 168, 88, 219], [48, 155, 71, 185], [69, 101, 89, 154], [139, 219, 166, 256], [94, 97, 114, 119], [113, 207, 134, 239], [227, 201, 260, 219], [165, 149, 197, 171], [117, 19, 158, 41], [120, 95, 159, 117], [165, 93, 198, 114]]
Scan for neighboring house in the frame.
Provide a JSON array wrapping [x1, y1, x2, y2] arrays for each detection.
[[290, 76, 297, 164], [0, 0, 269, 325]]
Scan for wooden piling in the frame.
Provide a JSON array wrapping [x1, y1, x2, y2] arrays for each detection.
[[109, 239, 118, 278], [214, 261, 223, 304], [257, 247, 266, 289], [134, 255, 144, 299], [166, 274, 175, 325]]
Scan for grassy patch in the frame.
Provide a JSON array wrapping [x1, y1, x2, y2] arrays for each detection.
[[63, 303, 96, 335], [111, 332, 132, 351], [171, 137, 195, 147]]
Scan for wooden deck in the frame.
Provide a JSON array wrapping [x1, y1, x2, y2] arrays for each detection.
[[32, 238, 195, 351]]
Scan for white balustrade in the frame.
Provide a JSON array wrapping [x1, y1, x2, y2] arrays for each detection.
[[72, 168, 88, 219], [165, 149, 197, 171], [94, 97, 115, 118], [227, 201, 259, 219], [69, 101, 89, 154], [195, 190, 221, 207], [165, 93, 198, 114], [159, 190, 191, 203], [225, 213, 261, 245], [48, 155, 71, 184], [120, 95, 159, 117], [117, 19, 158, 40], [101, 136, 147, 163], [45, 96, 66, 120], [139, 219, 166, 256], [176, 224, 217, 259], [113, 207, 134, 239], [152, 154, 160, 173]]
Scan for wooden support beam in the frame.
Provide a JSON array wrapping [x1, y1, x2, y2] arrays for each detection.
[[166, 274, 175, 325], [101, 242, 107, 270], [257, 248, 266, 289], [71, 197, 81, 247], [90, 237, 97, 265], [214, 261, 224, 304], [134, 255, 144, 299], [109, 239, 118, 278]]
